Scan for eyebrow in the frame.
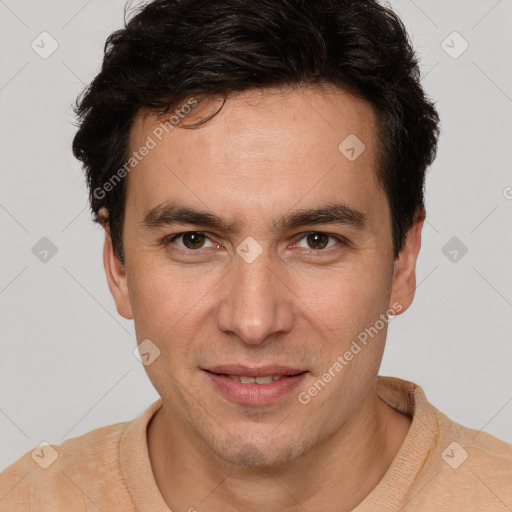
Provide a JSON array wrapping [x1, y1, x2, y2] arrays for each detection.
[[141, 200, 367, 233]]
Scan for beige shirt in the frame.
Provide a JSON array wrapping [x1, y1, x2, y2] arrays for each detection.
[[1, 377, 511, 511]]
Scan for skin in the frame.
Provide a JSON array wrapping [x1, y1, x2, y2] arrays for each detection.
[[103, 85, 423, 511]]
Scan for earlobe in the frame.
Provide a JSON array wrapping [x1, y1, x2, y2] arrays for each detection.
[[102, 224, 134, 320], [389, 213, 424, 315]]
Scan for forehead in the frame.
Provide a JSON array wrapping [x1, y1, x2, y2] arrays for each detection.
[[125, 85, 384, 226]]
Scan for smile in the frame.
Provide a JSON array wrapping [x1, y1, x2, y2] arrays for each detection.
[[225, 375, 284, 384], [203, 368, 308, 405]]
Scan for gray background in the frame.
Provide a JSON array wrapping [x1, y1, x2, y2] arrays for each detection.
[[0, 0, 511, 473]]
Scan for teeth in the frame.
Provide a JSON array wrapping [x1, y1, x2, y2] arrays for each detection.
[[255, 376, 273, 384], [226, 375, 284, 384]]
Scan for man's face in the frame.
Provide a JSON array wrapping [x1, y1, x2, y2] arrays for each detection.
[[106, 86, 418, 467]]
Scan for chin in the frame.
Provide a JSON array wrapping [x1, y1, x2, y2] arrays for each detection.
[[210, 433, 312, 469]]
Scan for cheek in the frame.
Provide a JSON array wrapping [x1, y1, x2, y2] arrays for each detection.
[[127, 263, 204, 394], [126, 257, 222, 346], [126, 261, 183, 340], [295, 266, 391, 420], [293, 262, 391, 339]]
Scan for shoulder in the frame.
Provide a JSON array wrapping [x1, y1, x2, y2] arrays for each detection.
[[437, 407, 512, 470], [418, 405, 512, 509], [375, 377, 512, 510], [0, 421, 130, 512]]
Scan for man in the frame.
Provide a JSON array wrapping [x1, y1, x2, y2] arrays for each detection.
[[1, 0, 511, 510]]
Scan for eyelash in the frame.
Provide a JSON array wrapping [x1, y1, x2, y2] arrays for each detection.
[[161, 231, 348, 257]]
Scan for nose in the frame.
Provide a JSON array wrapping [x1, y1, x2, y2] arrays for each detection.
[[216, 248, 295, 346]]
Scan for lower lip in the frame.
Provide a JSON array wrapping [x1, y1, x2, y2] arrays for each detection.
[[204, 371, 308, 405]]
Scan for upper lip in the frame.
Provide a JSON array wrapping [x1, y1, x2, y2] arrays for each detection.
[[205, 365, 306, 377]]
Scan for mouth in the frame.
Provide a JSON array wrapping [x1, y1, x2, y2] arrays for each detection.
[[205, 372, 305, 384], [203, 365, 308, 405], [218, 374, 291, 384]]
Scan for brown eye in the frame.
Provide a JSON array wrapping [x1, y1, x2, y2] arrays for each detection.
[[306, 232, 330, 250], [163, 231, 216, 254], [182, 232, 207, 249]]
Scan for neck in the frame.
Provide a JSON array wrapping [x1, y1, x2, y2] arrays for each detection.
[[147, 386, 411, 512]]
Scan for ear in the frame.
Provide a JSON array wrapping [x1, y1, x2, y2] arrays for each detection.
[[102, 219, 133, 320], [389, 211, 424, 315]]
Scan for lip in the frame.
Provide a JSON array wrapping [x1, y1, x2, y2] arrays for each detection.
[[205, 364, 305, 378], [203, 366, 308, 406]]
